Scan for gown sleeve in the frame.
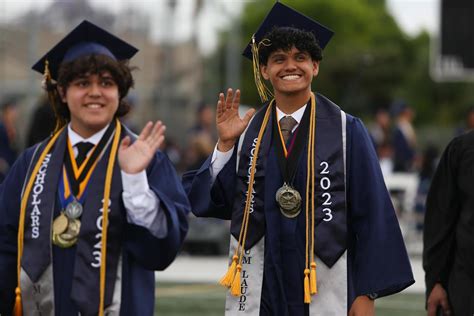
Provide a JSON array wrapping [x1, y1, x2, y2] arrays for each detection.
[[123, 151, 190, 271], [423, 136, 462, 298], [347, 117, 414, 299], [182, 148, 238, 220]]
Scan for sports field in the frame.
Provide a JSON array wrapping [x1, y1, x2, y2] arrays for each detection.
[[155, 283, 425, 316]]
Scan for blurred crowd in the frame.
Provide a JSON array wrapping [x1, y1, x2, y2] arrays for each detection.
[[2, 94, 473, 251]]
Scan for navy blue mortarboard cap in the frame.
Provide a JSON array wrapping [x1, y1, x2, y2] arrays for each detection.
[[242, 2, 334, 60], [32, 20, 138, 80]]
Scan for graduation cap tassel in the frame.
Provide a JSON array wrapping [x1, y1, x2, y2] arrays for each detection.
[[13, 287, 22, 316], [43, 60, 67, 134], [219, 255, 238, 288], [251, 36, 273, 103]]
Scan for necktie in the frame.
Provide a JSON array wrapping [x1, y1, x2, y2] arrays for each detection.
[[75, 142, 94, 166], [280, 116, 298, 145]]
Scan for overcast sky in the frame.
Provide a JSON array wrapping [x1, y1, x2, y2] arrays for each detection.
[[0, 0, 439, 54]]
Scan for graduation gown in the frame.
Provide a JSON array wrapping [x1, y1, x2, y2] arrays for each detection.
[[0, 126, 190, 315], [183, 94, 414, 315], [423, 131, 474, 315]]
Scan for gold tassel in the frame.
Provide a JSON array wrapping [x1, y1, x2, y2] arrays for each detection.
[[230, 264, 242, 297], [43, 60, 66, 133], [251, 35, 273, 103], [13, 287, 22, 316], [310, 261, 317, 294], [219, 255, 238, 288], [304, 269, 311, 304]]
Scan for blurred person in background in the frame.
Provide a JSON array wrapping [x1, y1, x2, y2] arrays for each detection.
[[0, 97, 19, 183], [368, 107, 394, 176], [423, 133, 474, 315], [391, 100, 417, 172], [183, 3, 413, 315], [0, 21, 189, 315], [26, 95, 56, 147], [414, 145, 438, 234]]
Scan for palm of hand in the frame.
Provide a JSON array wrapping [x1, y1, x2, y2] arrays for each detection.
[[216, 89, 255, 146], [118, 121, 165, 174]]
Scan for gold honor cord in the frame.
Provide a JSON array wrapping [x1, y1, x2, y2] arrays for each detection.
[[304, 93, 317, 303], [251, 36, 274, 103], [14, 127, 66, 316], [310, 93, 317, 296], [219, 102, 273, 295], [98, 119, 121, 316]]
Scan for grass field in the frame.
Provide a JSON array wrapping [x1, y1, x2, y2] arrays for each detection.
[[155, 283, 425, 315]]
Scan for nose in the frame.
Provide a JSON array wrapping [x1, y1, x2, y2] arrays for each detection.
[[284, 59, 297, 71], [88, 82, 102, 98]]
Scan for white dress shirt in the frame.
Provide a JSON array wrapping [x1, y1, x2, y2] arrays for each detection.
[[210, 104, 307, 181], [68, 124, 167, 238]]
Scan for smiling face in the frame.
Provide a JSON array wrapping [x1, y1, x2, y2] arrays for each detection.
[[59, 71, 119, 138], [260, 46, 319, 99]]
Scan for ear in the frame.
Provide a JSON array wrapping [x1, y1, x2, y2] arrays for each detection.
[[312, 61, 320, 77], [260, 64, 270, 80], [57, 86, 67, 103]]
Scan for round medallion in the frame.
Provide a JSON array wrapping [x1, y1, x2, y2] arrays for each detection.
[[275, 183, 302, 218], [65, 200, 83, 219], [52, 213, 68, 235]]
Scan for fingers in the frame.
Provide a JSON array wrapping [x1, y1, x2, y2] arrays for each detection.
[[225, 88, 233, 110], [138, 121, 154, 141], [216, 93, 225, 119], [232, 89, 240, 110], [440, 298, 451, 315], [147, 121, 166, 151]]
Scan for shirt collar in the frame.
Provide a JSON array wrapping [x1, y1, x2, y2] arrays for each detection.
[[68, 123, 109, 147], [276, 104, 307, 125]]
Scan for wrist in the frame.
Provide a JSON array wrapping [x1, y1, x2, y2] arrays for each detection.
[[217, 139, 235, 152]]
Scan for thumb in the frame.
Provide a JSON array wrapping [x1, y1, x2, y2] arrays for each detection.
[[242, 108, 256, 125], [120, 136, 131, 150]]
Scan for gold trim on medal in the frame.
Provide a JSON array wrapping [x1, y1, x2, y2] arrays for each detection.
[[275, 183, 302, 218]]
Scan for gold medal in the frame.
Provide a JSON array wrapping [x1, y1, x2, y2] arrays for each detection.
[[275, 183, 302, 218], [61, 219, 81, 241], [52, 213, 68, 235], [53, 233, 77, 248]]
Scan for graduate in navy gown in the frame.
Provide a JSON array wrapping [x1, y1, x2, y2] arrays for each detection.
[[183, 3, 413, 315], [0, 21, 189, 316]]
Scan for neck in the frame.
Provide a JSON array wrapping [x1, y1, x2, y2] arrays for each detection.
[[274, 90, 312, 114]]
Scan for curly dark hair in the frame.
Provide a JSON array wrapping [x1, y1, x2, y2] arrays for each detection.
[[46, 54, 136, 121], [258, 27, 323, 65]]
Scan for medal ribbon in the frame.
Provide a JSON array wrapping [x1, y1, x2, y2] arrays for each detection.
[[64, 123, 115, 196], [273, 100, 312, 186]]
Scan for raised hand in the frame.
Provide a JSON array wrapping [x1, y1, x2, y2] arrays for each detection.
[[216, 88, 255, 152], [118, 121, 165, 174]]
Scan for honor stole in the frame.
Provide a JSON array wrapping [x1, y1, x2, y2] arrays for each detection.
[[225, 94, 348, 315]]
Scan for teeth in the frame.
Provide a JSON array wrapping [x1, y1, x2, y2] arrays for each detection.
[[282, 75, 301, 80], [86, 104, 102, 108]]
